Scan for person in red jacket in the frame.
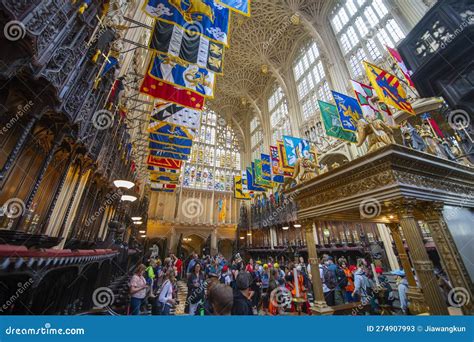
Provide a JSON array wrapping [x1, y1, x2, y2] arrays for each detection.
[[172, 254, 183, 280]]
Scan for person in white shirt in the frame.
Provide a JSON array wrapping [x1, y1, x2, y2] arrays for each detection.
[[158, 268, 176, 315], [130, 264, 148, 315]]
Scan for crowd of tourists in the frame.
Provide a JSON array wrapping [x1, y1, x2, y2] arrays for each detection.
[[128, 252, 414, 316]]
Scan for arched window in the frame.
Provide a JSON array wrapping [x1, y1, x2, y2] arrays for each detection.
[[250, 115, 264, 161], [183, 109, 241, 191], [292, 41, 330, 121], [330, 0, 406, 78], [268, 85, 291, 144]]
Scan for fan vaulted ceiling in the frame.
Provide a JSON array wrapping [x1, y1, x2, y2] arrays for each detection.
[[208, 0, 335, 138]]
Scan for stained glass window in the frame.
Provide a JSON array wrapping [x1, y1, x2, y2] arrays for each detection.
[[330, 0, 407, 77], [183, 109, 241, 191]]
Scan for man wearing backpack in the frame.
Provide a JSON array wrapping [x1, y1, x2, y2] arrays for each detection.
[[320, 257, 336, 306]]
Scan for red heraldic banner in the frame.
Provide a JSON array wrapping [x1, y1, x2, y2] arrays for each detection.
[[147, 155, 183, 169], [140, 72, 205, 110]]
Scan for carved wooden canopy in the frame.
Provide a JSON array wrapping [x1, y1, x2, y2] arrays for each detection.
[[286, 144, 474, 222]]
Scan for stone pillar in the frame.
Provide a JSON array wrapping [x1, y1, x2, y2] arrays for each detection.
[[395, 200, 449, 315], [269, 227, 275, 249], [303, 220, 333, 315], [376, 223, 400, 271], [211, 228, 218, 256], [421, 202, 473, 314], [386, 222, 427, 314]]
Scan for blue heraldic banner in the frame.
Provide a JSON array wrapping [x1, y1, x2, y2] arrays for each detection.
[[150, 122, 194, 147], [144, 0, 231, 46], [331, 91, 363, 133], [149, 140, 193, 155], [246, 166, 264, 192], [217, 0, 250, 16], [260, 153, 272, 183], [282, 136, 310, 167], [150, 53, 215, 98], [149, 149, 190, 161]]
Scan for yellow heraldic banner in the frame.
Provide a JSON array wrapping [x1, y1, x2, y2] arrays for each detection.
[[363, 61, 415, 115], [234, 175, 250, 200]]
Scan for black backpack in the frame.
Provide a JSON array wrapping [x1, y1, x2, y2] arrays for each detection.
[[335, 267, 348, 288], [322, 266, 337, 289]]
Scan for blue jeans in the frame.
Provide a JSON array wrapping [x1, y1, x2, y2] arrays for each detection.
[[161, 303, 171, 315], [130, 297, 143, 315]]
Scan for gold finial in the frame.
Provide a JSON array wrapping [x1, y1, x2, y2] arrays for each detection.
[[261, 64, 268, 74], [290, 13, 301, 25]]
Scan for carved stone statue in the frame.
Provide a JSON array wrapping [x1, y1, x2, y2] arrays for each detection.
[[400, 121, 426, 151], [417, 122, 445, 157], [291, 143, 319, 184], [356, 118, 395, 153]]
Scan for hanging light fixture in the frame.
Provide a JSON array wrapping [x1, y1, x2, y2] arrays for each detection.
[[140, 234, 146, 238], [121, 194, 137, 202], [294, 223, 301, 228], [139, 230, 146, 234], [133, 221, 143, 225], [113, 180, 135, 189], [131, 217, 142, 221], [282, 226, 289, 230]]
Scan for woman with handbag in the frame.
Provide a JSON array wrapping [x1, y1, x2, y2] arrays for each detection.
[[158, 268, 176, 315]]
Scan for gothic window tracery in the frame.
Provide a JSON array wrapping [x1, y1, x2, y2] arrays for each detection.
[[269, 85, 291, 144], [183, 109, 240, 191], [330, 0, 406, 78], [292, 41, 330, 122]]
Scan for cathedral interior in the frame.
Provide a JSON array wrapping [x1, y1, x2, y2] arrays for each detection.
[[0, 0, 472, 316]]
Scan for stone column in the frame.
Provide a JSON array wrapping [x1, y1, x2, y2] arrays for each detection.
[[376, 223, 400, 271], [211, 228, 218, 256], [303, 220, 333, 315], [421, 202, 473, 314], [394, 200, 449, 315], [386, 222, 427, 314]]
